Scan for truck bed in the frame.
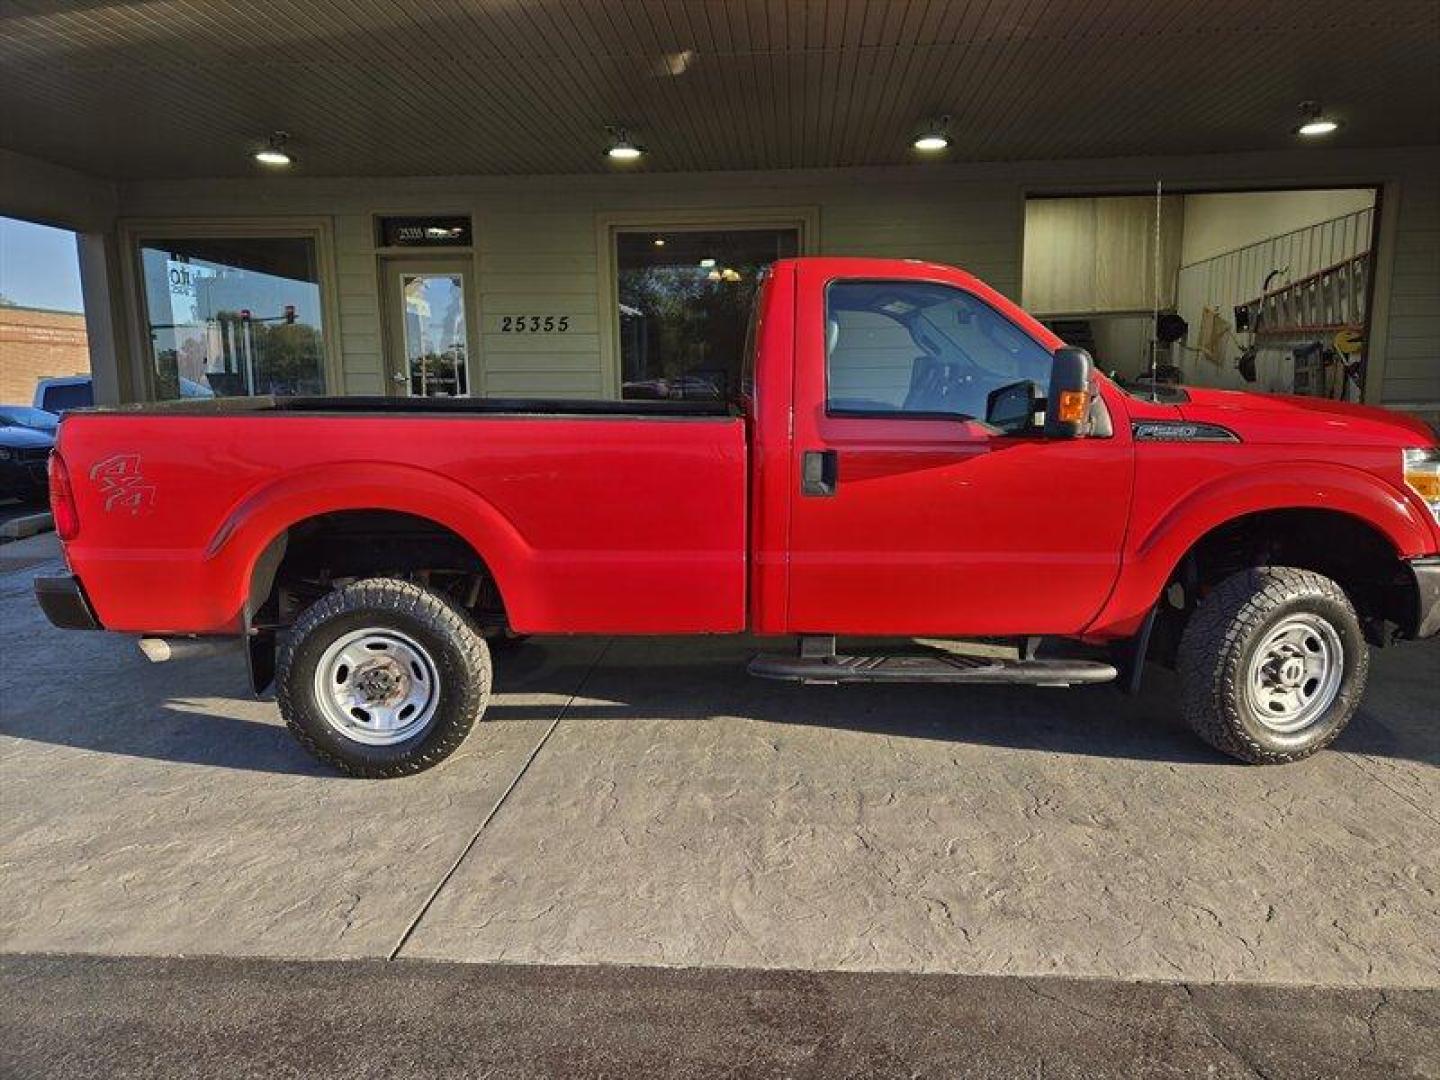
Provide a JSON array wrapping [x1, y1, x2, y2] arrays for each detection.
[[54, 402, 749, 637]]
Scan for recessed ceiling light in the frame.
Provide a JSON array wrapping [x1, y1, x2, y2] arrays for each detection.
[[1294, 101, 1339, 137], [606, 127, 644, 161], [913, 116, 951, 152], [254, 131, 292, 166]]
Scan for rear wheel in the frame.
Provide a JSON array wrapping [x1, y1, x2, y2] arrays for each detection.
[[1178, 566, 1367, 764], [277, 577, 491, 777]]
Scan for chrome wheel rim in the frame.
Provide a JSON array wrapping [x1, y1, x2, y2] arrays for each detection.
[[313, 627, 440, 746], [1246, 614, 1344, 734]]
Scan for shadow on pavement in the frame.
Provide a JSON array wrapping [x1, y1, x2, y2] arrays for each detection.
[[482, 650, 1439, 767], [7, 635, 1434, 774], [0, 698, 338, 778]]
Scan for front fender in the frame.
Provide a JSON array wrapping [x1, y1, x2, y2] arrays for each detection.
[[1086, 461, 1434, 638], [206, 461, 536, 631]]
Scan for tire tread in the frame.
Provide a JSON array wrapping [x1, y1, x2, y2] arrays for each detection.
[[276, 577, 491, 778], [1178, 566, 1366, 764]]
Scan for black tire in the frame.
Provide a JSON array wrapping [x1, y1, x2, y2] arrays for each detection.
[[1178, 566, 1367, 764], [277, 577, 491, 778]]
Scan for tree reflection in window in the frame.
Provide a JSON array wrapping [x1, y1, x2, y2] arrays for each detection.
[[140, 236, 327, 399], [618, 228, 798, 401]]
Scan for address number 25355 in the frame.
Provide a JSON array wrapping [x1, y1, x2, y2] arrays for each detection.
[[499, 315, 570, 333]]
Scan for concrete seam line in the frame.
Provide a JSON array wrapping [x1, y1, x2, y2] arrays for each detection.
[[387, 638, 613, 961], [1336, 748, 1440, 829]]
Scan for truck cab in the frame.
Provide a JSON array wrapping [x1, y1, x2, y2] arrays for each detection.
[[749, 259, 1132, 639]]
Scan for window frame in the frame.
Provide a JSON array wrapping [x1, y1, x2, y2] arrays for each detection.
[[595, 208, 819, 399], [821, 277, 1055, 424], [119, 217, 343, 402]]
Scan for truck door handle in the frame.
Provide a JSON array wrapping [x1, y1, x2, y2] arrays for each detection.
[[801, 449, 838, 497]]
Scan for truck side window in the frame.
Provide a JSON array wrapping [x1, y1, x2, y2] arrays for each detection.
[[825, 280, 1052, 420]]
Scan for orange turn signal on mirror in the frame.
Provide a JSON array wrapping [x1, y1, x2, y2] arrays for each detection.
[[1055, 390, 1089, 424]]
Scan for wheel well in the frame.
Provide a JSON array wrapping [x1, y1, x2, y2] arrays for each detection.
[[250, 510, 509, 634], [1153, 508, 1418, 660]]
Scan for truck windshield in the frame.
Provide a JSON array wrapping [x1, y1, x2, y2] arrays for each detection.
[[825, 280, 1052, 419]]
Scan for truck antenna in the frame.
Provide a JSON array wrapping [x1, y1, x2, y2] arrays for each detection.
[[1151, 178, 1162, 402]]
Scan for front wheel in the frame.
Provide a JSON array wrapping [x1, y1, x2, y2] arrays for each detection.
[[1178, 566, 1367, 764], [277, 577, 492, 777]]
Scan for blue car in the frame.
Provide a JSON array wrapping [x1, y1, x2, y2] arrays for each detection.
[[0, 406, 57, 504]]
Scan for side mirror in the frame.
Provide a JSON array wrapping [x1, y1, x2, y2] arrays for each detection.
[[1045, 347, 1094, 439], [985, 380, 1039, 435]]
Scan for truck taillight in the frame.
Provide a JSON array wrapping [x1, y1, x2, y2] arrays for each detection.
[[49, 452, 79, 541]]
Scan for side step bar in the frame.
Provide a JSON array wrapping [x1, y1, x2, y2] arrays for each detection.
[[749, 651, 1118, 687]]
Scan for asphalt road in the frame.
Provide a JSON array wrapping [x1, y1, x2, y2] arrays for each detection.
[[4, 954, 1438, 1079]]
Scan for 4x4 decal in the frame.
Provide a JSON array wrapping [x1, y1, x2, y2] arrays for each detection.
[[90, 453, 156, 514]]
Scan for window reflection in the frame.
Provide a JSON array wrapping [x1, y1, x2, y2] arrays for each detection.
[[401, 274, 468, 396], [139, 236, 326, 399], [826, 281, 1053, 420], [617, 228, 798, 401]]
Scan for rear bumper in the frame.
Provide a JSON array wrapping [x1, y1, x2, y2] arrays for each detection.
[[1408, 556, 1440, 639], [34, 574, 101, 630]]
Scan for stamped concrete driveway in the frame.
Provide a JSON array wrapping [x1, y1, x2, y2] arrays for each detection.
[[1, 533, 1437, 988]]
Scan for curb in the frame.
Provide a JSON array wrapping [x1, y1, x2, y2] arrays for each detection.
[[0, 511, 55, 540]]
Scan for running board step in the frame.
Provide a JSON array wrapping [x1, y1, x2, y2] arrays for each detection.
[[748, 652, 1118, 686]]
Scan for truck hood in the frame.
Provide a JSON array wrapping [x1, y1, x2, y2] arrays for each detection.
[[1175, 387, 1437, 448]]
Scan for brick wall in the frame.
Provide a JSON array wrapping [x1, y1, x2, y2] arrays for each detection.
[[0, 306, 90, 405]]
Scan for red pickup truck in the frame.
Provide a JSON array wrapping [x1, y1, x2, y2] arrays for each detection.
[[36, 257, 1440, 777]]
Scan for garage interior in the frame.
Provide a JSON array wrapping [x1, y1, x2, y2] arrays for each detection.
[[1023, 187, 1380, 400]]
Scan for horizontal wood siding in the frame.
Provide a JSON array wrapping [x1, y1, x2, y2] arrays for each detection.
[[206, 176, 1023, 399], [1383, 174, 1440, 410], [109, 147, 1439, 413], [476, 207, 601, 397], [823, 184, 1020, 296]]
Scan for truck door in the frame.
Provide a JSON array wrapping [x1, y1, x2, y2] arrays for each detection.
[[785, 270, 1132, 637]]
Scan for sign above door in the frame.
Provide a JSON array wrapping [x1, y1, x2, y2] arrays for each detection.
[[376, 215, 472, 248]]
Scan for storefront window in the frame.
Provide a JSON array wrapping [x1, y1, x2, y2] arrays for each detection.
[[617, 227, 798, 401], [138, 235, 327, 399]]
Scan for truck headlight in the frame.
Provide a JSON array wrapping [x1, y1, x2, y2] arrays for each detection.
[[1404, 448, 1440, 522]]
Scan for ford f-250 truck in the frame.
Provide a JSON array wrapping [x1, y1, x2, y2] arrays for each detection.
[[35, 257, 1440, 777]]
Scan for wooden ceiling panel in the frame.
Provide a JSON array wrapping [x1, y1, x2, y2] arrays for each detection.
[[0, 0, 1436, 179]]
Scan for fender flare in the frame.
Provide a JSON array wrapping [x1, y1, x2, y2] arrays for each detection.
[[203, 461, 537, 634], [1087, 461, 1433, 637]]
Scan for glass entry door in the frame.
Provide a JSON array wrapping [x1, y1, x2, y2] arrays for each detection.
[[382, 258, 479, 396]]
